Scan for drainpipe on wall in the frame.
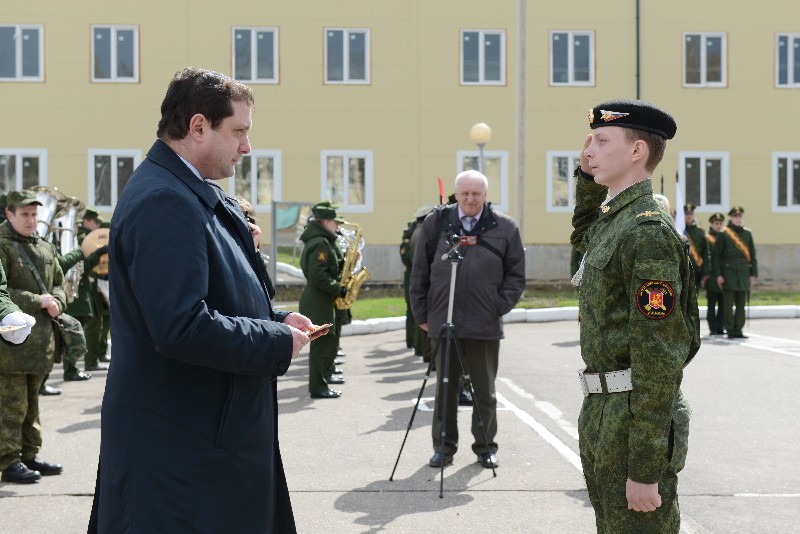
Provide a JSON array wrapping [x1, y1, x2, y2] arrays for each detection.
[[516, 0, 527, 242], [636, 0, 641, 99]]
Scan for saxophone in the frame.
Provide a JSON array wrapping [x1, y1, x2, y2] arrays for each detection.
[[334, 221, 371, 310]]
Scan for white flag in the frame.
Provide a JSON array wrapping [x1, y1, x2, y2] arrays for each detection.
[[675, 176, 686, 235]]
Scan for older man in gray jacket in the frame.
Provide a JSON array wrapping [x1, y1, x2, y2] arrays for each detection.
[[410, 170, 526, 469]]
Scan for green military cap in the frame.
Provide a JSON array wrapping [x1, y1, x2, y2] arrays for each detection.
[[83, 207, 107, 224], [6, 190, 43, 208], [708, 212, 725, 223], [728, 206, 745, 216], [588, 99, 677, 140], [683, 203, 696, 214], [311, 200, 344, 222]]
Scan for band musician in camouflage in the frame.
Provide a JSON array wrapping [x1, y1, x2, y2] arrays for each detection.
[[571, 100, 700, 533]]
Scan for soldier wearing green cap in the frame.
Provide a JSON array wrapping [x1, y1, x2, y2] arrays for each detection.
[[571, 100, 700, 533], [712, 206, 757, 338], [0, 190, 65, 483], [705, 212, 726, 334], [299, 201, 347, 399], [683, 203, 709, 290]]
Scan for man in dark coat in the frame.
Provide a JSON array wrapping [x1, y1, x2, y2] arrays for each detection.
[[88, 67, 319, 533], [410, 170, 526, 470]]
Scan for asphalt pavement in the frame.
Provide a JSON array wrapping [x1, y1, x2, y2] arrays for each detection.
[[1, 313, 799, 533]]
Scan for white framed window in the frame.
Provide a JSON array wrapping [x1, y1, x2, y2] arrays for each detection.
[[776, 33, 800, 88], [92, 25, 139, 82], [550, 31, 594, 86], [545, 151, 581, 212], [0, 149, 47, 193], [773, 153, 800, 212], [88, 149, 141, 209], [320, 150, 373, 212], [461, 29, 506, 85], [683, 32, 726, 87], [228, 150, 281, 211], [0, 24, 44, 81], [324, 28, 370, 84], [679, 152, 729, 211], [232, 27, 278, 84], [456, 150, 509, 212]]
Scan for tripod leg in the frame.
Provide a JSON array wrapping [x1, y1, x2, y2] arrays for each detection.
[[438, 325, 455, 498], [389, 335, 442, 481], [453, 338, 497, 477]]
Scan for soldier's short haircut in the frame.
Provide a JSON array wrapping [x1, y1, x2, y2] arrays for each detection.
[[156, 67, 254, 141], [623, 128, 666, 173]]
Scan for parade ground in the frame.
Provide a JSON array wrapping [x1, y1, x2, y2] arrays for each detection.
[[1, 316, 799, 533]]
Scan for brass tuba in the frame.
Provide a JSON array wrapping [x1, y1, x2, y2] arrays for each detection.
[[32, 186, 85, 303], [334, 221, 371, 310]]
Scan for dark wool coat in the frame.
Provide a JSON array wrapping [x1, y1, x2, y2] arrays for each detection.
[[90, 140, 296, 533]]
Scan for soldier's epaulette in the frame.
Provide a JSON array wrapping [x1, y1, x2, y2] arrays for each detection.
[[634, 210, 662, 222]]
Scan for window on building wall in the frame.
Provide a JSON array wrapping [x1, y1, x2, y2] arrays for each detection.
[[0, 149, 46, 193], [229, 150, 281, 211], [546, 151, 580, 212], [233, 27, 278, 84], [773, 153, 800, 212], [325, 28, 369, 84], [0, 24, 44, 81], [456, 150, 509, 211], [550, 31, 594, 86], [92, 25, 138, 82], [461, 30, 506, 85], [683, 32, 726, 87], [321, 151, 373, 212], [680, 152, 729, 211], [88, 150, 141, 209], [776, 34, 800, 88]]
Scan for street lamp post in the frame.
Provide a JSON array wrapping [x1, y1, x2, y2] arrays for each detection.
[[469, 122, 492, 174]]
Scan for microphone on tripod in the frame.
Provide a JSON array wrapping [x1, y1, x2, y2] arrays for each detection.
[[441, 234, 461, 261]]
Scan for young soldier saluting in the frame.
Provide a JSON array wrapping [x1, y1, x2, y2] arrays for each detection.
[[570, 100, 700, 533]]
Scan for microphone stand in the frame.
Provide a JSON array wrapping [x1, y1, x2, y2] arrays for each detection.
[[389, 237, 496, 497]]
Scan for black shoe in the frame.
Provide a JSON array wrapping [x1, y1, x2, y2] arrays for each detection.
[[477, 452, 499, 468], [38, 384, 62, 396], [22, 457, 62, 476], [728, 333, 748, 339], [331, 367, 344, 375], [85, 363, 110, 372], [1, 462, 41, 483], [710, 331, 723, 336], [428, 452, 453, 468], [64, 371, 92, 381], [310, 389, 342, 399], [326, 375, 345, 384], [334, 357, 345, 365], [458, 387, 473, 406]]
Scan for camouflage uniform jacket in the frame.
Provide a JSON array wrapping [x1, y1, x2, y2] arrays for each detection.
[[0, 221, 67, 374], [571, 177, 700, 483], [710, 223, 757, 292]]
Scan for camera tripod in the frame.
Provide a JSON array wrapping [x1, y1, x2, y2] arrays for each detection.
[[389, 239, 497, 497]]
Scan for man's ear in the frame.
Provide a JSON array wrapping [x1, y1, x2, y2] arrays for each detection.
[[631, 139, 648, 164], [187, 113, 206, 139]]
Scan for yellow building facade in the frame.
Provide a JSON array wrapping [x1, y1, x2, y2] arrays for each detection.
[[2, 1, 798, 282]]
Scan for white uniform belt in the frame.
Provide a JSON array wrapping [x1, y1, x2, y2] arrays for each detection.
[[579, 368, 632, 397]]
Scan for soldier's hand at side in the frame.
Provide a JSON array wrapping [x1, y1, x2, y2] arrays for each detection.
[[717, 275, 725, 288], [749, 276, 756, 288], [626, 479, 662, 512], [420, 323, 428, 332], [288, 325, 310, 359], [40, 294, 60, 318]]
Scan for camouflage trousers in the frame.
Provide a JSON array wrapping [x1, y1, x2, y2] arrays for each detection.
[[78, 313, 108, 367], [56, 313, 88, 376], [579, 391, 690, 534], [0, 373, 45, 470]]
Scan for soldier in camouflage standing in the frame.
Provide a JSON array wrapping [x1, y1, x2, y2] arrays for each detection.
[[683, 203, 709, 290], [0, 190, 64, 483], [66, 208, 111, 371], [712, 206, 757, 339], [571, 100, 700, 533], [705, 212, 726, 335]]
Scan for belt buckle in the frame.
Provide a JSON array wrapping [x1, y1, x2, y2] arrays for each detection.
[[578, 371, 589, 398]]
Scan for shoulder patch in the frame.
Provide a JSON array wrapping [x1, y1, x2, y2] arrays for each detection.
[[316, 250, 327, 263], [636, 280, 676, 320]]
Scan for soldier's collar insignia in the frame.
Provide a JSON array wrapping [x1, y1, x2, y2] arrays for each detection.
[[636, 280, 676, 320], [636, 210, 660, 218], [600, 110, 630, 122], [601, 205, 611, 214]]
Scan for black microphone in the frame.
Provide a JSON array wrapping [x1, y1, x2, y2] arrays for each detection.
[[441, 234, 461, 261]]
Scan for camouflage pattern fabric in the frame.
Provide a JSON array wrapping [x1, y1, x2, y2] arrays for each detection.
[[0, 373, 45, 470], [571, 177, 700, 533], [56, 312, 88, 375]]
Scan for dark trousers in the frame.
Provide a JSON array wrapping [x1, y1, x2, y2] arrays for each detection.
[[706, 290, 724, 334], [432, 337, 499, 457], [722, 289, 747, 336], [308, 329, 339, 394]]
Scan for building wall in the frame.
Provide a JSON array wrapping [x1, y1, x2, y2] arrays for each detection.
[[2, 1, 798, 281]]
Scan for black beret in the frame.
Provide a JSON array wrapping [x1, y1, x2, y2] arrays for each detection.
[[728, 206, 744, 216], [683, 203, 696, 214], [588, 99, 677, 140], [708, 212, 725, 223]]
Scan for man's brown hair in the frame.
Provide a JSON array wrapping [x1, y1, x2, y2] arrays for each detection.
[[624, 128, 666, 172]]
